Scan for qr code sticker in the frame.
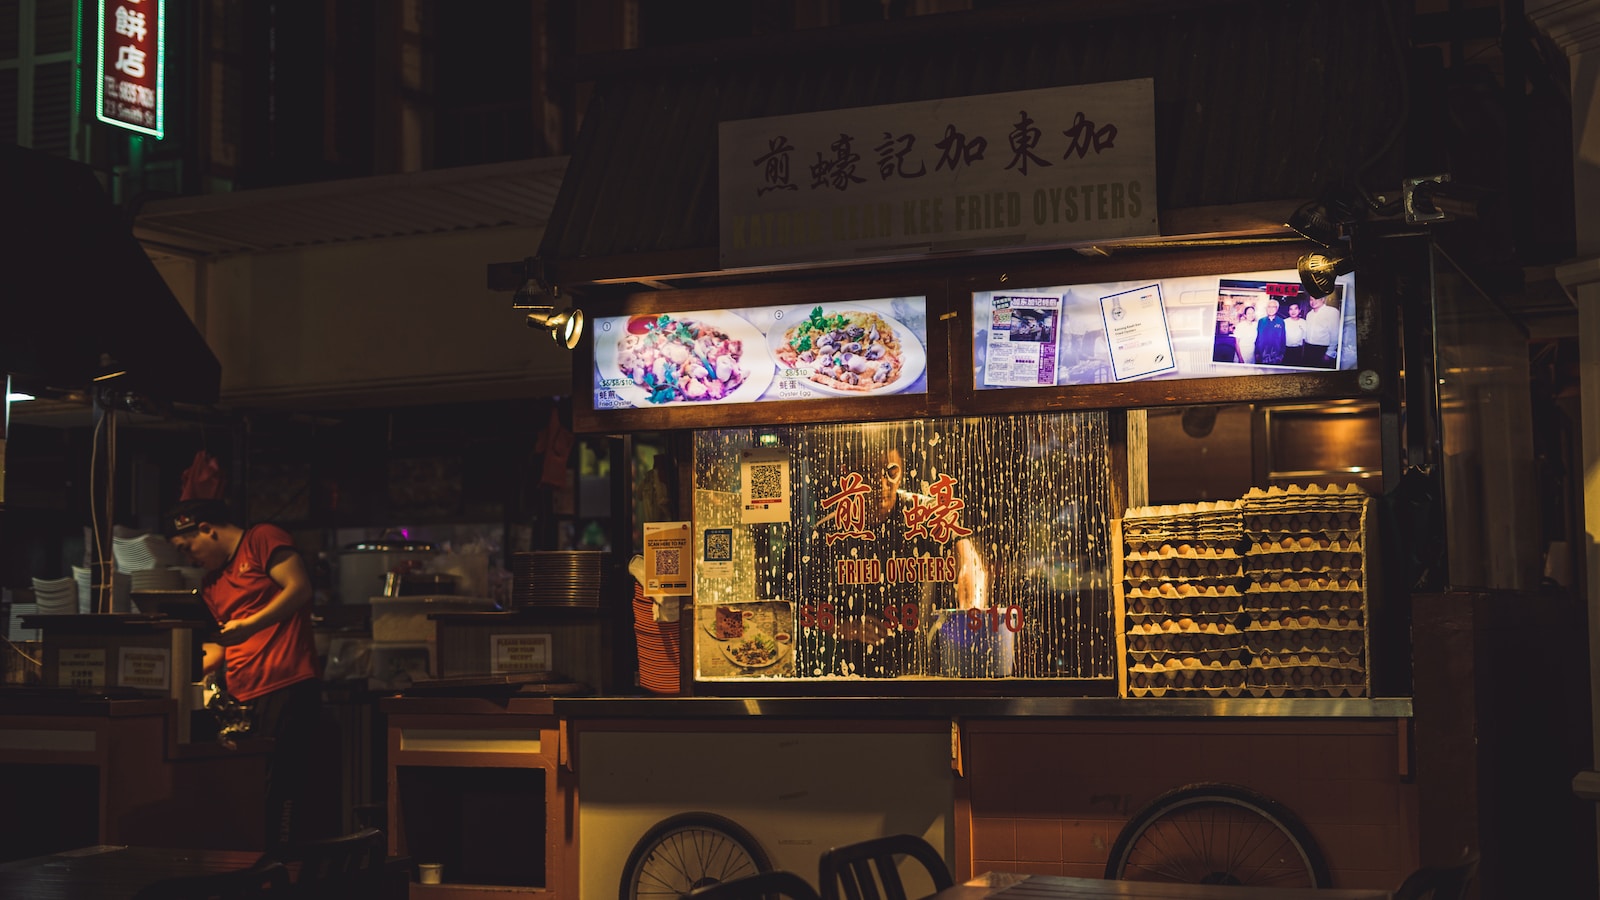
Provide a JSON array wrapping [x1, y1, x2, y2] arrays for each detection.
[[704, 529, 733, 562], [656, 548, 681, 576], [748, 462, 783, 502]]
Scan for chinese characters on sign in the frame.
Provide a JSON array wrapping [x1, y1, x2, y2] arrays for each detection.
[[97, 0, 164, 138], [719, 79, 1157, 268]]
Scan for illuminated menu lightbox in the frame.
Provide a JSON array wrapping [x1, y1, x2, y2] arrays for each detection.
[[592, 297, 929, 410], [96, 0, 165, 138], [973, 268, 1357, 389]]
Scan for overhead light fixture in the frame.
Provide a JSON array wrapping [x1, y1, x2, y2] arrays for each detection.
[[6, 391, 34, 402], [1286, 195, 1358, 248], [512, 270, 585, 350], [525, 306, 584, 349], [1297, 251, 1355, 299]]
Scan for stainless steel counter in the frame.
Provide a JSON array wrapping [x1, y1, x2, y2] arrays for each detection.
[[552, 695, 1412, 719]]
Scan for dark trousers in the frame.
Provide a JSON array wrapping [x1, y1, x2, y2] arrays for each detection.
[[250, 678, 322, 849]]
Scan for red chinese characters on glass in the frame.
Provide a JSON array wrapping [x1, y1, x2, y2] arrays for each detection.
[[819, 471, 877, 544], [901, 473, 973, 543]]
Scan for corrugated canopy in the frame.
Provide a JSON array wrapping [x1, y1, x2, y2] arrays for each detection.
[[538, 0, 1407, 288]]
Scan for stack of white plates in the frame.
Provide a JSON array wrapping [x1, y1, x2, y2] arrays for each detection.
[[32, 577, 79, 614], [7, 602, 39, 641], [130, 568, 184, 591], [112, 533, 183, 572], [70, 566, 131, 614]]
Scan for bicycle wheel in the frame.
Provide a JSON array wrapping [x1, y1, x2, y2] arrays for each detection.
[[619, 812, 772, 900], [1104, 783, 1331, 888]]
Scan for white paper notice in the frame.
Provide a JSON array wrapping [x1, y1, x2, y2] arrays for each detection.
[[58, 648, 106, 689], [1100, 283, 1177, 381], [644, 521, 694, 598], [118, 647, 170, 691], [491, 634, 552, 674], [739, 447, 791, 524], [982, 295, 1063, 387]]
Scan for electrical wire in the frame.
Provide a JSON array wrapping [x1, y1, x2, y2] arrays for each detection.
[[89, 411, 106, 614]]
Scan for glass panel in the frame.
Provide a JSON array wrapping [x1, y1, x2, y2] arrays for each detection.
[[0, 0, 18, 59], [693, 412, 1115, 681], [34, 0, 70, 55], [1432, 247, 1540, 589]]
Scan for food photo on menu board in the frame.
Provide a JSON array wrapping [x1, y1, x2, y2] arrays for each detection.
[[971, 269, 1357, 389], [592, 297, 929, 409]]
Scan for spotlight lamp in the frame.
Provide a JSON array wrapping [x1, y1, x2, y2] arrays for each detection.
[[513, 276, 585, 350], [1297, 251, 1355, 299]]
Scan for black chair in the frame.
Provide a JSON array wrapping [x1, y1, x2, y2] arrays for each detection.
[[1394, 851, 1480, 900], [686, 869, 823, 900], [266, 827, 387, 900], [131, 860, 292, 900], [818, 834, 954, 900]]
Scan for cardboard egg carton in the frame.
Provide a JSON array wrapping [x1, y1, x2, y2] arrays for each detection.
[[1126, 617, 1241, 636], [1242, 596, 1356, 612], [1245, 574, 1362, 593], [1125, 592, 1245, 617], [1252, 647, 1365, 669], [1124, 582, 1242, 600], [1128, 656, 1247, 673], [1127, 646, 1248, 666], [1247, 663, 1366, 691], [1124, 630, 1246, 654], [1127, 665, 1249, 691], [1128, 684, 1253, 698], [1244, 553, 1364, 576], [1243, 631, 1367, 658], [1247, 535, 1362, 554], [1241, 683, 1369, 699], [1243, 611, 1364, 631], [1242, 483, 1369, 507]]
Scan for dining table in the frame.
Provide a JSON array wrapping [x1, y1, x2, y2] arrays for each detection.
[[923, 872, 1394, 900], [0, 844, 278, 900]]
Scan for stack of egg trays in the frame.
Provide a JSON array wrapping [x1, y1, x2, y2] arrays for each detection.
[[1120, 501, 1250, 697], [1240, 484, 1372, 698]]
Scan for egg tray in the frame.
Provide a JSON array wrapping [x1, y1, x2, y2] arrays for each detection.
[[1126, 683, 1370, 699], [1124, 595, 1245, 617], [1252, 648, 1365, 669], [1124, 578, 1245, 597], [1127, 666, 1249, 690], [1127, 646, 1249, 666], [1247, 664, 1366, 690], [1123, 499, 1243, 520], [1245, 575, 1362, 592], [1123, 556, 1245, 579], [1247, 536, 1362, 554], [1241, 547, 1356, 566], [1126, 618, 1241, 636], [1238, 631, 1367, 658], [1124, 545, 1243, 562], [1125, 630, 1245, 654], [1242, 595, 1363, 616], [1242, 483, 1368, 503], [1127, 685, 1255, 699], [1128, 657, 1247, 674]]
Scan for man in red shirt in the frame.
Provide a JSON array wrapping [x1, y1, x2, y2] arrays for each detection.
[[165, 498, 321, 849]]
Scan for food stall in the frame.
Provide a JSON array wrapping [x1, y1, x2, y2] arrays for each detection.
[[382, 3, 1578, 897]]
